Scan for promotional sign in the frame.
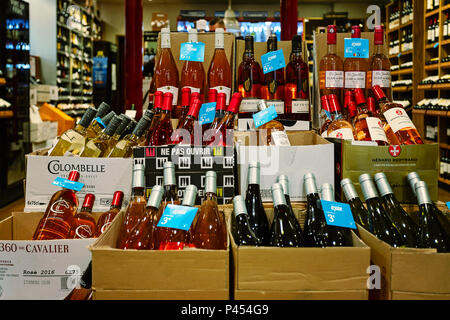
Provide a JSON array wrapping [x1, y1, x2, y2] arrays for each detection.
[[157, 204, 198, 231], [321, 200, 356, 229], [261, 49, 286, 74], [344, 38, 370, 59], [198, 102, 216, 125], [93, 56, 108, 88], [179, 42, 205, 62]]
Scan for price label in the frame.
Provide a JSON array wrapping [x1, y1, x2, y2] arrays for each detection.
[[261, 49, 286, 74], [253, 105, 278, 128], [157, 204, 198, 231], [179, 42, 205, 62], [93, 117, 106, 128], [434, 42, 439, 48], [198, 102, 216, 125], [321, 200, 356, 229], [52, 177, 84, 192], [344, 38, 369, 59], [447, 202, 450, 211]]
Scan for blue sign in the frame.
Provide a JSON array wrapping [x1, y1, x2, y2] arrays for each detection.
[[253, 105, 278, 128], [93, 117, 106, 128], [52, 177, 84, 192], [321, 200, 356, 229], [180, 42, 205, 62], [344, 38, 369, 59], [157, 204, 198, 231], [447, 202, 450, 211], [93, 56, 108, 88], [198, 102, 216, 125], [261, 49, 286, 74]]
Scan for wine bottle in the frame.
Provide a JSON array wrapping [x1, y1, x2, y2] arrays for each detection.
[[33, 171, 80, 240], [208, 28, 232, 105], [63, 262, 93, 300], [374, 172, 418, 247], [415, 181, 449, 252], [256, 100, 290, 146], [120, 118, 137, 140], [202, 88, 218, 133], [319, 95, 333, 137], [95, 191, 124, 236], [104, 115, 132, 156], [182, 185, 199, 248], [177, 87, 191, 123], [80, 115, 122, 157], [191, 171, 228, 249], [359, 173, 405, 247], [277, 174, 304, 239], [71, 193, 96, 239], [269, 183, 304, 247], [344, 25, 368, 99], [109, 115, 152, 158], [368, 25, 391, 100], [84, 102, 111, 141], [120, 185, 164, 250], [326, 94, 355, 140], [207, 92, 227, 133], [244, 162, 270, 245], [116, 163, 147, 248], [232, 195, 263, 246], [147, 91, 164, 134], [170, 98, 202, 145], [85, 110, 116, 142], [340, 178, 370, 230], [147, 92, 174, 146]]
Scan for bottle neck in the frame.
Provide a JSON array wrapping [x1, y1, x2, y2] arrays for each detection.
[[132, 187, 145, 197], [109, 204, 122, 211], [374, 44, 384, 55], [80, 207, 92, 214], [327, 43, 337, 55]]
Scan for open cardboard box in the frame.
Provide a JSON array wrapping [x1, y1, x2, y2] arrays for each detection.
[[356, 203, 450, 300], [89, 209, 231, 300], [225, 203, 371, 300], [0, 211, 101, 300], [235, 131, 335, 202]]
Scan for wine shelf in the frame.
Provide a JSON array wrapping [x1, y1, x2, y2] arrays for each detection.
[[440, 143, 450, 150], [392, 86, 413, 92], [425, 8, 440, 18], [0, 111, 13, 119], [391, 68, 414, 75], [438, 177, 450, 186]]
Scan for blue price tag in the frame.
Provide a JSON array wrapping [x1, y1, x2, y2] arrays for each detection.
[[253, 105, 278, 128], [447, 202, 450, 211], [198, 102, 216, 125], [52, 177, 84, 192], [157, 204, 199, 231], [321, 200, 356, 229], [179, 42, 205, 62], [344, 38, 369, 59], [434, 42, 439, 48], [261, 49, 286, 74], [94, 117, 106, 128]]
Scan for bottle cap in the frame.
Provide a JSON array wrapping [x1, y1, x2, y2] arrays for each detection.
[[327, 25, 337, 45], [415, 181, 432, 205], [277, 174, 290, 196], [374, 172, 393, 197], [187, 98, 202, 118], [303, 172, 318, 195], [182, 185, 198, 207], [244, 35, 254, 51], [292, 34, 302, 52], [208, 88, 218, 103], [132, 163, 145, 188], [132, 116, 151, 137], [68, 170, 80, 182], [367, 97, 376, 113], [163, 161, 176, 186], [101, 111, 117, 127], [372, 85, 386, 100], [114, 115, 132, 136], [162, 92, 173, 111], [82, 193, 95, 209], [79, 107, 98, 128], [122, 119, 137, 137], [95, 102, 111, 118], [407, 172, 421, 196], [320, 183, 334, 201], [340, 178, 359, 201], [351, 25, 361, 38], [217, 93, 227, 111], [257, 99, 269, 111], [147, 185, 164, 209], [248, 162, 260, 185], [328, 94, 341, 112], [181, 87, 191, 107], [104, 115, 123, 136], [154, 91, 164, 109], [359, 173, 379, 200], [271, 183, 287, 206], [321, 95, 331, 112], [190, 92, 201, 107], [353, 88, 366, 106], [374, 25, 384, 45], [228, 92, 243, 114], [111, 191, 124, 208], [205, 171, 217, 194], [267, 34, 278, 51], [233, 195, 248, 217]]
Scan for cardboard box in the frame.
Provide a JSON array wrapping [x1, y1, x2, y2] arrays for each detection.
[[89, 210, 230, 300], [39, 103, 74, 136], [0, 211, 100, 300], [357, 203, 450, 300], [330, 138, 439, 203], [31, 84, 58, 103], [235, 131, 334, 202], [133, 145, 236, 205], [25, 153, 133, 212], [30, 121, 58, 143], [226, 203, 371, 300]]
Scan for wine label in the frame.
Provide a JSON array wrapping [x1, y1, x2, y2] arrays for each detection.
[[211, 85, 231, 105], [74, 224, 94, 239], [52, 177, 84, 192], [156, 204, 198, 231], [344, 71, 366, 89], [240, 98, 260, 112], [371, 70, 391, 88], [292, 99, 310, 114], [215, 30, 225, 49], [271, 130, 291, 146], [441, 161, 446, 175], [322, 70, 344, 88], [157, 85, 179, 105], [161, 32, 171, 49], [328, 128, 354, 140], [383, 107, 416, 133], [253, 105, 278, 128], [267, 100, 284, 114], [321, 200, 356, 229], [365, 117, 389, 143]]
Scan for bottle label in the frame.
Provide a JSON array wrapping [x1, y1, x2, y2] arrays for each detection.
[[321, 70, 344, 88], [321, 200, 356, 229], [211, 86, 231, 105], [344, 38, 370, 59], [156, 204, 198, 231], [74, 224, 94, 239], [52, 177, 84, 192], [253, 105, 278, 128], [371, 70, 391, 88], [321, 131, 328, 138], [441, 161, 445, 175], [271, 130, 291, 146], [49, 199, 71, 216], [267, 100, 284, 114], [292, 99, 310, 114], [383, 107, 416, 133], [179, 42, 205, 63], [366, 117, 389, 143], [261, 49, 286, 74], [215, 32, 224, 49], [240, 98, 260, 112], [198, 102, 217, 125], [161, 33, 171, 49], [328, 128, 354, 140], [344, 71, 366, 89], [157, 85, 179, 105]]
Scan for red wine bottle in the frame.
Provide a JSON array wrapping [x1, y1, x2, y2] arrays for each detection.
[[232, 195, 263, 246]]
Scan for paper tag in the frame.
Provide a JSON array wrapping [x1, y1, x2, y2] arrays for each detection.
[[321, 200, 356, 229], [253, 105, 278, 128], [344, 38, 370, 59], [261, 49, 286, 74], [179, 42, 205, 62], [198, 102, 217, 125], [271, 131, 291, 146], [157, 204, 198, 231], [292, 99, 309, 113], [52, 177, 84, 192], [240, 98, 260, 112], [268, 100, 284, 114]]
